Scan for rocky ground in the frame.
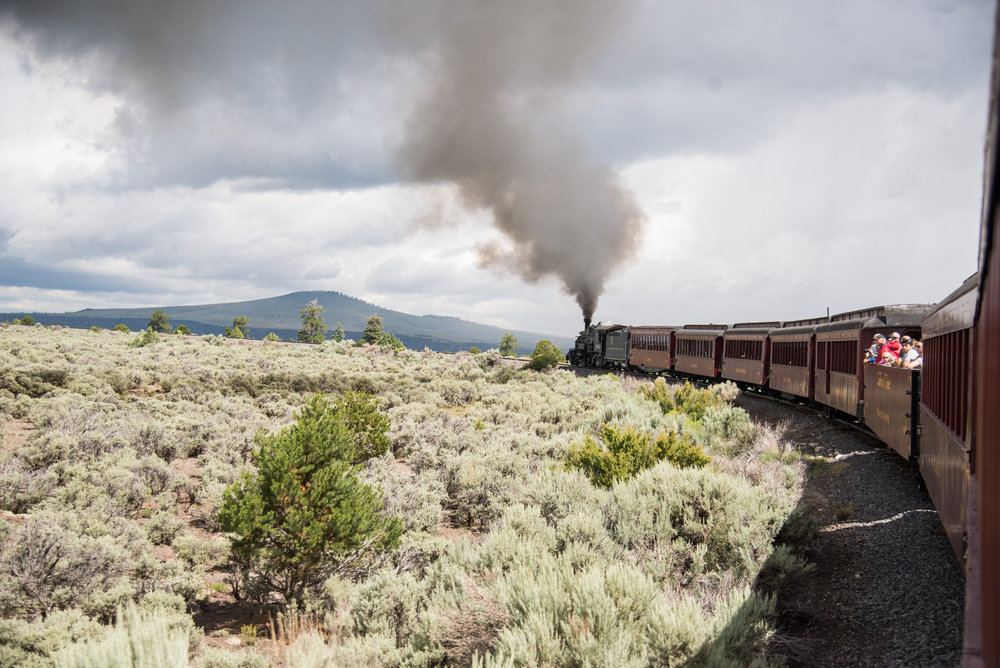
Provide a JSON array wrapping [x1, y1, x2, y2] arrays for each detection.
[[738, 392, 965, 667]]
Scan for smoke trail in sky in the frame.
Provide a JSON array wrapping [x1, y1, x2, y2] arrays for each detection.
[[391, 1, 645, 321]]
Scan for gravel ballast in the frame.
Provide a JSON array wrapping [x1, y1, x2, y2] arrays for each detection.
[[738, 393, 965, 667]]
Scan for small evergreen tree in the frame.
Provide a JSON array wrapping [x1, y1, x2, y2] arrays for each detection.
[[218, 394, 401, 604], [113, 324, 130, 333], [225, 316, 249, 339], [18, 315, 35, 326], [499, 333, 519, 357], [173, 324, 192, 335], [527, 340, 564, 370], [297, 300, 327, 344], [264, 332, 281, 342], [362, 315, 385, 344], [332, 322, 345, 342], [362, 316, 404, 350]]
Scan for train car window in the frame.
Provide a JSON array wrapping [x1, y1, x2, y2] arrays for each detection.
[[678, 338, 712, 358], [830, 340, 857, 374], [772, 341, 808, 367], [923, 331, 969, 440]]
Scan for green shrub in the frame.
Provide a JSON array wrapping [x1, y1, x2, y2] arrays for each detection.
[[0, 459, 55, 513], [565, 423, 710, 488], [701, 404, 758, 455], [218, 394, 402, 604], [641, 379, 723, 420], [0, 608, 104, 666], [0, 514, 132, 619], [264, 332, 281, 342], [112, 324, 130, 333], [672, 381, 722, 420], [173, 325, 192, 336], [0, 367, 68, 398], [144, 511, 186, 546], [128, 328, 160, 349], [173, 535, 230, 570], [51, 604, 190, 668], [526, 340, 563, 370], [199, 646, 270, 668]]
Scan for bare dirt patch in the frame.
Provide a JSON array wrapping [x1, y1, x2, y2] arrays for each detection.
[[1, 419, 34, 455]]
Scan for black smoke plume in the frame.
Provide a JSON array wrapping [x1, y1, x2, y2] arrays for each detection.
[[392, 1, 645, 322]]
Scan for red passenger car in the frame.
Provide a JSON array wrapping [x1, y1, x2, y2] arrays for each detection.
[[628, 326, 677, 373], [967, 20, 1000, 660], [768, 317, 826, 400], [674, 325, 727, 378], [814, 305, 929, 418], [919, 274, 976, 561], [721, 321, 779, 386]]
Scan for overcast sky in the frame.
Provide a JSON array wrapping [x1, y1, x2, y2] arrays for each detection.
[[0, 1, 993, 336]]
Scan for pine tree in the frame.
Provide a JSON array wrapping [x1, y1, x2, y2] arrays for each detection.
[[362, 315, 384, 344], [219, 394, 401, 604], [297, 300, 327, 344], [148, 309, 170, 333], [225, 315, 249, 339], [499, 333, 519, 357], [332, 322, 345, 342]]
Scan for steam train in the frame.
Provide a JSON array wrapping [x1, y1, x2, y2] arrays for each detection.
[[562, 11, 1000, 661], [566, 278, 990, 661]]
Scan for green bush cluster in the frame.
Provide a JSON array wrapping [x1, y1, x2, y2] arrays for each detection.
[[641, 379, 723, 420], [526, 340, 564, 370], [565, 423, 710, 488], [128, 328, 160, 349], [0, 367, 69, 398]]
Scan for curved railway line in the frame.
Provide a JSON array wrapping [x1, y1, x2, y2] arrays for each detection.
[[560, 8, 1000, 661]]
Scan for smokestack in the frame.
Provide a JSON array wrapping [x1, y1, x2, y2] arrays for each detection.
[[584, 315, 592, 331]]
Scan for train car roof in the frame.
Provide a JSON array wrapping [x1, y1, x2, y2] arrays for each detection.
[[771, 323, 821, 335], [921, 273, 979, 337], [677, 325, 728, 337], [828, 303, 934, 326], [723, 327, 775, 336], [591, 323, 629, 332], [629, 324, 681, 330], [732, 320, 782, 329], [815, 316, 884, 333]]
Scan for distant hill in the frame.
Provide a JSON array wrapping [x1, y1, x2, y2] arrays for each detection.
[[0, 291, 575, 354]]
